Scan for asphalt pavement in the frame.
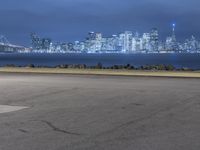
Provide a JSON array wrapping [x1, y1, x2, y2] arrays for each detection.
[[0, 73, 200, 150]]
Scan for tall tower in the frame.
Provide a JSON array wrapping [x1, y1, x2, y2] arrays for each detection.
[[172, 23, 176, 41], [171, 23, 178, 51]]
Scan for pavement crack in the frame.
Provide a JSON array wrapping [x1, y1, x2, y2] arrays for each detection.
[[40, 120, 81, 136], [95, 95, 197, 137], [18, 129, 29, 133], [132, 103, 144, 106]]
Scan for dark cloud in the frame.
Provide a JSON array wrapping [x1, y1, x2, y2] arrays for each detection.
[[0, 0, 200, 46]]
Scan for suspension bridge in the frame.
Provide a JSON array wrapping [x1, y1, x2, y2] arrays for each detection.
[[0, 35, 29, 53]]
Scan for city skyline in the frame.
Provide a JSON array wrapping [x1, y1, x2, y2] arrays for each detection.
[[29, 24, 200, 53], [1, 0, 200, 45], [1, 23, 200, 54]]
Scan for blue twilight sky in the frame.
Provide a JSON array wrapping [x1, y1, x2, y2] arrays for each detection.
[[0, 0, 200, 46]]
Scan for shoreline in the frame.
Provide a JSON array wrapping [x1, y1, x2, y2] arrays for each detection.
[[0, 67, 200, 78]]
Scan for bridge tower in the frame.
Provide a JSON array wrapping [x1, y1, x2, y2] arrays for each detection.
[[0, 35, 10, 45]]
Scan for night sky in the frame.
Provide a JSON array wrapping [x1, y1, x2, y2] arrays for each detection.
[[0, 0, 200, 46]]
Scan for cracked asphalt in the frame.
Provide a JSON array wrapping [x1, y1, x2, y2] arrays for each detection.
[[0, 73, 200, 150]]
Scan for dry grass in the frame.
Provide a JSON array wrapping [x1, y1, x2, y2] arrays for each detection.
[[0, 67, 200, 78]]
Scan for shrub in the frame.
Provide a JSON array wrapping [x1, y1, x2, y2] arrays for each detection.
[[96, 62, 103, 69], [165, 65, 175, 71], [27, 64, 35, 68]]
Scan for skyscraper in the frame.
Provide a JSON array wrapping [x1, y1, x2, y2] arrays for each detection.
[[132, 32, 141, 52], [88, 32, 95, 40], [165, 24, 178, 52], [150, 28, 159, 52], [95, 33, 102, 51], [124, 31, 133, 53], [30, 33, 51, 50], [119, 33, 125, 52], [30, 33, 41, 50], [142, 33, 151, 52], [171, 24, 177, 44]]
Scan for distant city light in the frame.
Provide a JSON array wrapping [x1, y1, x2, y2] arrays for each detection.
[[1, 24, 200, 54]]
